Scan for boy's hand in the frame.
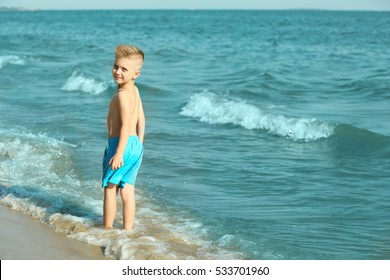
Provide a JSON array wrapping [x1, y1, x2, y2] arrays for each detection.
[[109, 154, 124, 170]]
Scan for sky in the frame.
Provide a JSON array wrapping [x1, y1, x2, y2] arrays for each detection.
[[1, 0, 389, 11]]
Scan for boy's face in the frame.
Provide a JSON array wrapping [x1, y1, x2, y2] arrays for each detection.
[[112, 57, 140, 86]]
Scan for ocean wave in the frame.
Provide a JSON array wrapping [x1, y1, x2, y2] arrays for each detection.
[[0, 129, 77, 187], [331, 124, 390, 157], [180, 90, 335, 142], [0, 55, 25, 69], [62, 71, 108, 95]]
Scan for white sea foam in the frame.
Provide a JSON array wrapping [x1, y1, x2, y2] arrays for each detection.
[[62, 71, 108, 95], [0, 55, 25, 69], [180, 90, 335, 142], [0, 130, 77, 187], [68, 190, 244, 260]]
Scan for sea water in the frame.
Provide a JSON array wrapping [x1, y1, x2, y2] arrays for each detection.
[[0, 10, 389, 260]]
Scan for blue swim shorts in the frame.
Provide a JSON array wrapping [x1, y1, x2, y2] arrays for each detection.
[[102, 136, 143, 188]]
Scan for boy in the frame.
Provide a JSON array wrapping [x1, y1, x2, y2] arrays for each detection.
[[102, 45, 145, 230]]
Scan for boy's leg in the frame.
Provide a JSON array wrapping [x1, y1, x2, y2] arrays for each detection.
[[120, 184, 136, 230], [103, 183, 119, 228]]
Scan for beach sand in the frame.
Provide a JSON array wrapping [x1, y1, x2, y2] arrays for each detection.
[[0, 204, 110, 260]]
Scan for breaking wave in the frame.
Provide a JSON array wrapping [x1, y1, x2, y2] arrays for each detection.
[[62, 71, 108, 95], [0, 55, 25, 69], [180, 91, 335, 142]]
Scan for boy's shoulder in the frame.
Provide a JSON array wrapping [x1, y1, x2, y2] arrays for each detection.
[[116, 86, 141, 103], [117, 85, 139, 95], [116, 87, 133, 97]]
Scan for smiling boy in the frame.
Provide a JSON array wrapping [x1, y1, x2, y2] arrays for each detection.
[[102, 45, 145, 230]]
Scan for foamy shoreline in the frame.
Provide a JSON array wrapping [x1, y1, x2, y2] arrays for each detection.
[[0, 204, 109, 260]]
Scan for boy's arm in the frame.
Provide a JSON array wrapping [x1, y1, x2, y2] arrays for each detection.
[[137, 96, 145, 143], [109, 90, 131, 170]]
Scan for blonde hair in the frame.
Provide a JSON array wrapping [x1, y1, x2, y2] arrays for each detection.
[[115, 44, 144, 70]]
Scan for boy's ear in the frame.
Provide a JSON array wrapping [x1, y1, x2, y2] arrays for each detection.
[[134, 70, 141, 79]]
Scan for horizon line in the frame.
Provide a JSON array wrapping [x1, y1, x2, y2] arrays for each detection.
[[2, 7, 390, 12]]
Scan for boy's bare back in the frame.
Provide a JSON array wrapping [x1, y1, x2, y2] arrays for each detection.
[[107, 86, 142, 139]]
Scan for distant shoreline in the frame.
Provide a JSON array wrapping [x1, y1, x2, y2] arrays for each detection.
[[0, 7, 39, 11]]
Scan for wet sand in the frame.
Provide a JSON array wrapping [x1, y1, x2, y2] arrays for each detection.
[[0, 204, 109, 260]]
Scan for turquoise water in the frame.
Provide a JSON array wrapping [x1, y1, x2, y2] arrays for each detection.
[[0, 10, 389, 259]]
